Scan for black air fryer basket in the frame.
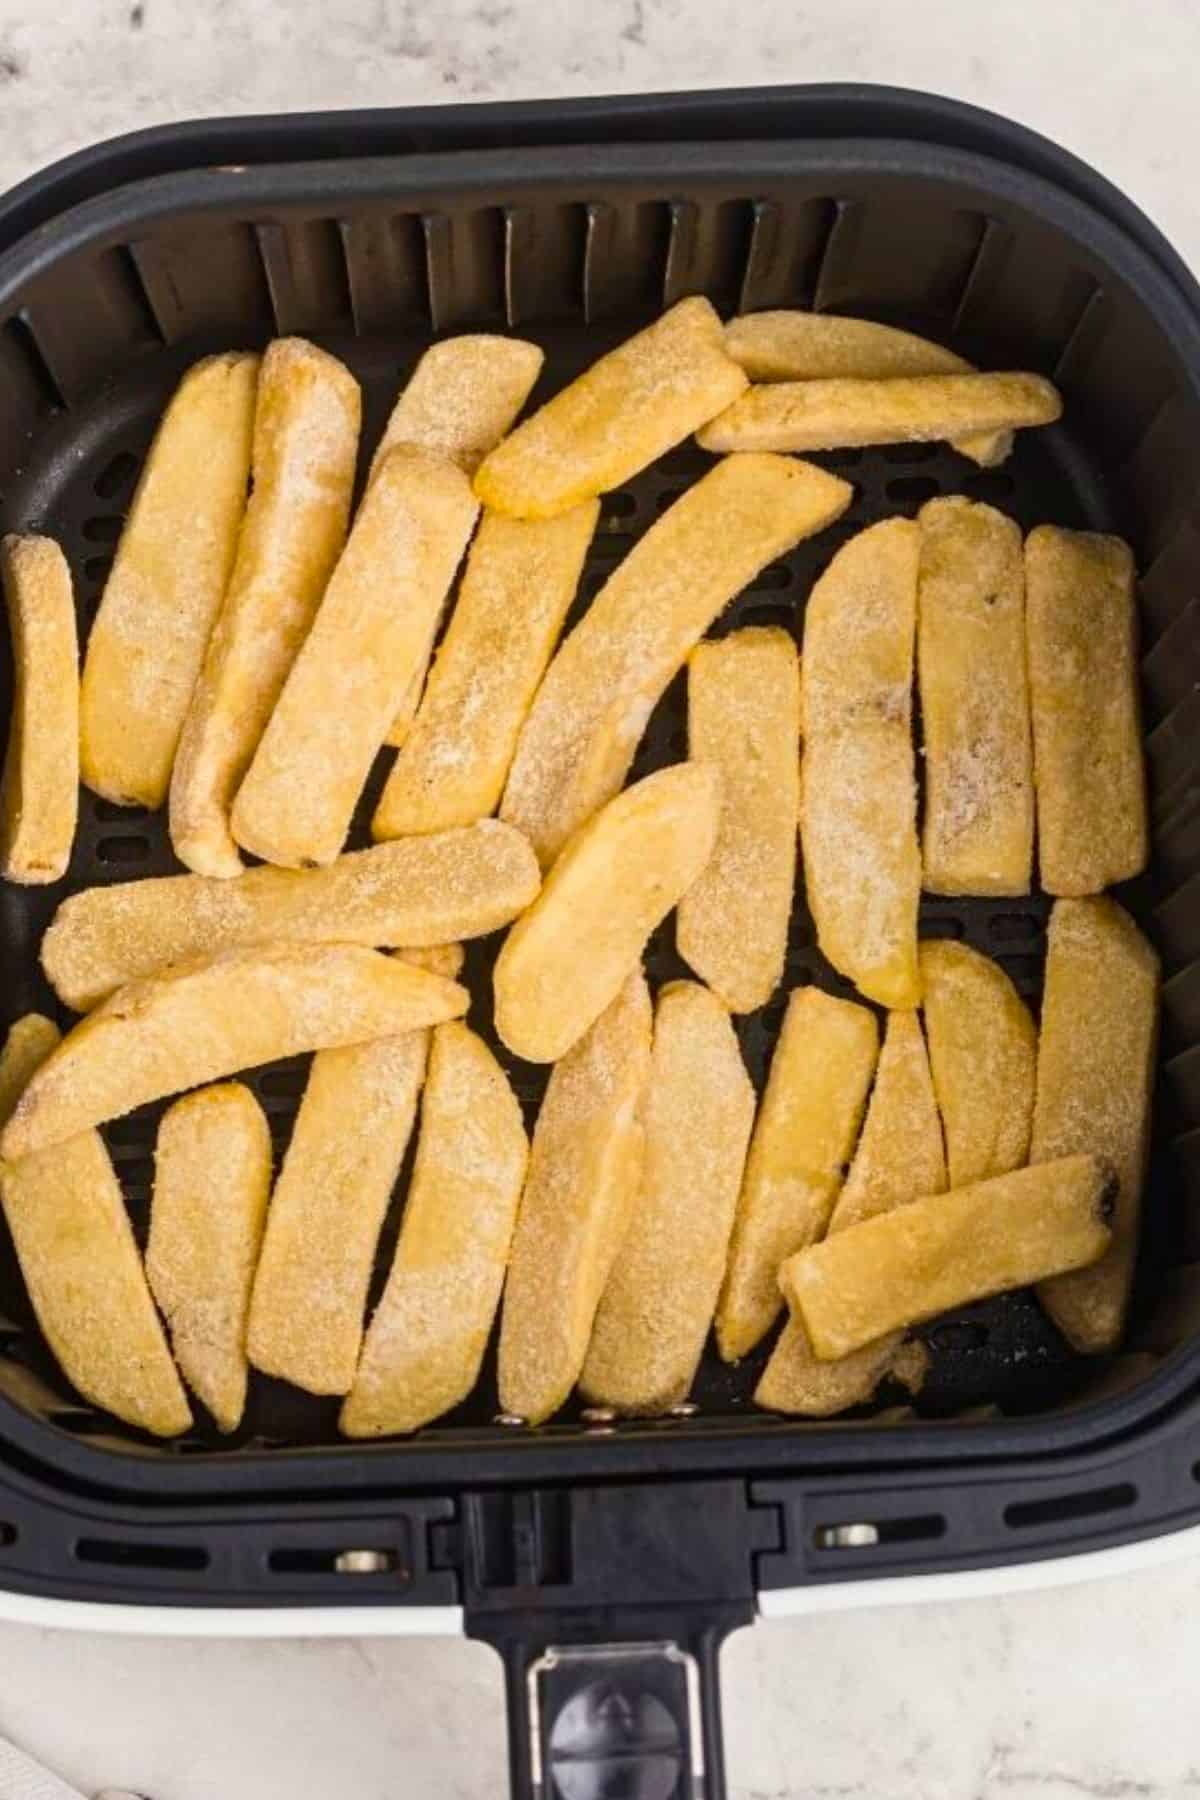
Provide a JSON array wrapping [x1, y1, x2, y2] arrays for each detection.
[[1, 85, 1200, 1798]]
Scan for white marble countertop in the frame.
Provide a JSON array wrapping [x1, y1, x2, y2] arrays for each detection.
[[0, 2, 1198, 1796]]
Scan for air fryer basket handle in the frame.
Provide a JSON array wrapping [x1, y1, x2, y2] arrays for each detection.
[[485, 1615, 739, 1800]]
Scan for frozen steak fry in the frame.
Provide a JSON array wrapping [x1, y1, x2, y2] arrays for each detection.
[[374, 501, 598, 836], [784, 1155, 1113, 1360], [717, 987, 878, 1361], [757, 1011, 945, 1417], [247, 1025, 429, 1395], [3, 943, 466, 1160], [581, 982, 755, 1414], [371, 334, 543, 482], [169, 338, 360, 877], [341, 1022, 528, 1435], [499, 973, 652, 1424], [494, 763, 721, 1063], [475, 297, 748, 520], [697, 371, 1062, 454], [0, 1015, 190, 1436], [0, 535, 78, 885], [920, 940, 1036, 1188], [80, 353, 258, 809], [1035, 898, 1159, 1353], [1025, 527, 1147, 895], [677, 628, 800, 1013], [377, 336, 544, 748], [502, 452, 851, 866], [41, 821, 538, 1012], [146, 1082, 271, 1431], [723, 309, 1010, 464], [232, 447, 478, 868], [800, 518, 921, 1007], [917, 497, 1033, 896]]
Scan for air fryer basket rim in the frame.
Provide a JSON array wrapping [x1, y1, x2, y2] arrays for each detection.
[[0, 101, 1195, 1502]]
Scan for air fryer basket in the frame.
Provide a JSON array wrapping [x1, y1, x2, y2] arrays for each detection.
[[0, 86, 1198, 1800]]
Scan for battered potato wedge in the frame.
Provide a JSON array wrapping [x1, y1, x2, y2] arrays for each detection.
[[169, 338, 360, 877], [475, 297, 748, 520], [499, 973, 652, 1424], [697, 371, 1061, 454], [800, 519, 921, 1007], [677, 629, 800, 1013], [0, 535, 78, 885], [757, 1011, 945, 1416], [919, 941, 1036, 1188], [341, 1022, 528, 1435], [247, 1029, 429, 1396], [3, 944, 466, 1159], [232, 447, 478, 868], [373, 501, 598, 837], [493, 763, 721, 1063], [370, 334, 544, 483], [502, 453, 851, 866], [783, 1155, 1114, 1361], [716, 988, 878, 1361], [146, 1083, 271, 1431], [378, 338, 543, 749], [1025, 527, 1147, 895], [917, 497, 1033, 896], [0, 1015, 190, 1436], [80, 353, 258, 808], [397, 943, 465, 980], [723, 311, 1011, 462], [1035, 898, 1159, 1353], [581, 982, 755, 1414], [41, 821, 538, 1012]]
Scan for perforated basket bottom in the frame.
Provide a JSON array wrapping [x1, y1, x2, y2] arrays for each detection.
[[0, 324, 1167, 1456]]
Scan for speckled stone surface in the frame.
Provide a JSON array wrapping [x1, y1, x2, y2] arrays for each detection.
[[0, 3, 1198, 1796]]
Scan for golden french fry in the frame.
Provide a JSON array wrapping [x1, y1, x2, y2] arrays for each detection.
[[396, 943, 465, 980], [757, 1010, 945, 1417], [373, 501, 599, 837], [756, 1323, 929, 1417], [800, 519, 921, 1007], [502, 453, 851, 866], [371, 334, 544, 484], [0, 535, 78, 885], [145, 1083, 271, 1432], [41, 821, 537, 1012], [677, 628, 800, 1013], [1025, 527, 1146, 896], [0, 1015, 190, 1436], [247, 1029, 428, 1396], [475, 297, 747, 520], [376, 337, 543, 748], [3, 943, 466, 1160], [499, 972, 652, 1424], [169, 338, 360, 878], [716, 987, 878, 1361], [831, 1011, 946, 1232], [784, 1155, 1114, 1361], [341, 1022, 528, 1434], [80, 354, 258, 808], [722, 310, 1010, 463], [494, 763, 721, 1063], [581, 982, 755, 1414], [232, 447, 478, 868], [697, 371, 1061, 454], [917, 497, 1033, 896], [919, 940, 1036, 1189], [1034, 898, 1159, 1353]]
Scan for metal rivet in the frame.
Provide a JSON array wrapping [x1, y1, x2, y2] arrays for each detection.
[[815, 1522, 880, 1550]]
